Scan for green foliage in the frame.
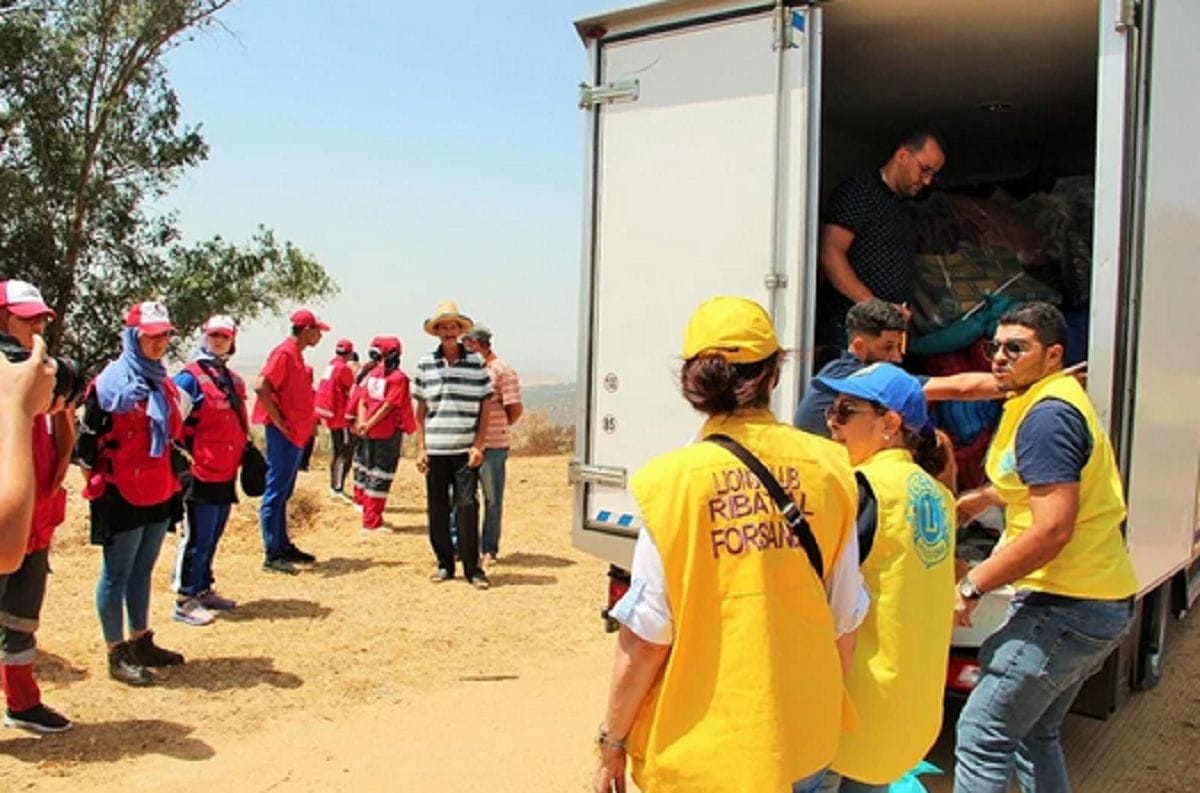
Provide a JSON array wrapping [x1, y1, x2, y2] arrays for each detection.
[[0, 1, 336, 372]]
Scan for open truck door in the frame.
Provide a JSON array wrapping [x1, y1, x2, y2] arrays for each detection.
[[571, 4, 823, 569]]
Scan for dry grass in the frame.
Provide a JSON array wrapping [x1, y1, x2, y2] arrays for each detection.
[[0, 455, 607, 788]]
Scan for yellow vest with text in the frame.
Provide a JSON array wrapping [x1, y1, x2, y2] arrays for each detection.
[[985, 372, 1137, 599], [831, 449, 956, 785], [627, 408, 858, 793]]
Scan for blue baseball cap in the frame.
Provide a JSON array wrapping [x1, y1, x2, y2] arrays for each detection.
[[813, 362, 931, 433]]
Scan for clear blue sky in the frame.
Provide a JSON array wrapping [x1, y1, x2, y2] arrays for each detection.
[[164, 0, 601, 382]]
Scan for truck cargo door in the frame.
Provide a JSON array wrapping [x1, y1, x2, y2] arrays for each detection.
[[573, 6, 820, 563]]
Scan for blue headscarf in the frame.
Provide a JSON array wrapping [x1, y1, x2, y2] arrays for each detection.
[[95, 327, 171, 458]]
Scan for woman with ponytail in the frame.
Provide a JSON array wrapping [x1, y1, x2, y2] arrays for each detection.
[[810, 362, 957, 793], [75, 302, 186, 686], [355, 336, 416, 532], [594, 297, 866, 793], [170, 315, 248, 626]]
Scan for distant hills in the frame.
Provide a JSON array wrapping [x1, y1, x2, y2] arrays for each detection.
[[522, 383, 576, 427]]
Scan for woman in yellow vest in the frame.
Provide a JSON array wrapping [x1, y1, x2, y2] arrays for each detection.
[[592, 296, 868, 793], [810, 363, 957, 793]]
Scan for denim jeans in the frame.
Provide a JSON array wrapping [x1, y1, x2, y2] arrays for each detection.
[[954, 592, 1134, 793], [174, 502, 232, 596], [96, 520, 170, 644], [793, 767, 831, 793], [479, 447, 508, 555], [815, 772, 889, 793], [260, 425, 304, 560]]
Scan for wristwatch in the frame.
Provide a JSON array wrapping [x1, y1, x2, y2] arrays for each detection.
[[958, 576, 984, 601]]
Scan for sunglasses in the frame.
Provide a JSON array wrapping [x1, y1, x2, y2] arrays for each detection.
[[984, 339, 1034, 361], [825, 400, 885, 425]]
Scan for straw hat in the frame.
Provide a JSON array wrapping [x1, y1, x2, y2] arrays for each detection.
[[423, 301, 473, 336]]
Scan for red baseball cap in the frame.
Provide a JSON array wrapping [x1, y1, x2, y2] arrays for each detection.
[[0, 280, 56, 320], [335, 337, 354, 354], [290, 308, 331, 331], [204, 314, 238, 337], [125, 301, 175, 335], [378, 336, 403, 356]]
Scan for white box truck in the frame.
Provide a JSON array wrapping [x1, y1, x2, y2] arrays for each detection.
[[569, 0, 1200, 717]]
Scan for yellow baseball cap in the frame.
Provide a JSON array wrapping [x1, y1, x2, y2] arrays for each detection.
[[682, 296, 780, 363]]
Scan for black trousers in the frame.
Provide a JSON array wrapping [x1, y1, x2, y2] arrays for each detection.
[[329, 427, 356, 492], [0, 548, 50, 665], [425, 454, 481, 580]]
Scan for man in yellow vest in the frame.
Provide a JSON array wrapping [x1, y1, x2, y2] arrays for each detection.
[[591, 296, 868, 793], [953, 302, 1136, 793]]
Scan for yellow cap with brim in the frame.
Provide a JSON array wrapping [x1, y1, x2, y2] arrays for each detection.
[[682, 296, 780, 363]]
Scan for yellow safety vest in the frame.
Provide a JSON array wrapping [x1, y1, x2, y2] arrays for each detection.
[[985, 372, 1137, 599], [831, 449, 956, 785], [627, 408, 858, 793]]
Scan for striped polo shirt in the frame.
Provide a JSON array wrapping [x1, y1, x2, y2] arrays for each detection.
[[413, 344, 494, 456]]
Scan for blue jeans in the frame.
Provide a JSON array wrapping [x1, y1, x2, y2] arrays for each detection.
[[954, 592, 1134, 793], [96, 520, 170, 644], [174, 502, 232, 596], [260, 425, 304, 559], [793, 767, 831, 793], [479, 448, 508, 555], [815, 772, 889, 793]]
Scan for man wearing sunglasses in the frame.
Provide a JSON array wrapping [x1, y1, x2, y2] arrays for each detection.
[[815, 130, 945, 357], [952, 302, 1136, 793]]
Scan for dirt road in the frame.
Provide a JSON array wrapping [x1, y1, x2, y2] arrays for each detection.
[[3, 455, 1199, 791]]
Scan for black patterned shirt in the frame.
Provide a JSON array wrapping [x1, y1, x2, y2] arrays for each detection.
[[822, 172, 917, 308]]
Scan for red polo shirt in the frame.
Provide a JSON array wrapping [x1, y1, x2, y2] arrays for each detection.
[[252, 337, 316, 448]]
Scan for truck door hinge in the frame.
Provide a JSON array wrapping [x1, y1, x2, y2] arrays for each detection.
[[764, 273, 788, 289], [1116, 0, 1138, 31], [569, 461, 627, 489], [578, 79, 640, 109]]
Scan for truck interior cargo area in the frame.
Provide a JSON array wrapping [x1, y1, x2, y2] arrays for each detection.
[[820, 0, 1101, 506], [821, 0, 1100, 193]]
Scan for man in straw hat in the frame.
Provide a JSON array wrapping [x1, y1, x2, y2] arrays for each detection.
[[413, 302, 493, 590]]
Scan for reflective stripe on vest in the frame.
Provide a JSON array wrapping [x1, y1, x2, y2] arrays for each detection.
[[625, 408, 857, 793], [986, 372, 1137, 599], [832, 449, 956, 784]]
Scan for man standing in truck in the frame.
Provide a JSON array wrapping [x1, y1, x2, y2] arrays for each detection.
[[815, 130, 945, 357], [952, 302, 1136, 793]]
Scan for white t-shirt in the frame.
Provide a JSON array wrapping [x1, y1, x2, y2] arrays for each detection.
[[610, 527, 870, 645]]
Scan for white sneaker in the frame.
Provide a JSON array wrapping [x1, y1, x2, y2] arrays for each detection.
[[173, 598, 215, 627]]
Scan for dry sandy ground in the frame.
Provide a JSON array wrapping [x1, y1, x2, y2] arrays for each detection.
[[2, 454, 1199, 791]]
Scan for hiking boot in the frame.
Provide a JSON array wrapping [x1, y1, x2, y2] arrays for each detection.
[[129, 631, 184, 667], [198, 590, 237, 611], [108, 642, 153, 687], [263, 557, 299, 575], [430, 568, 452, 583], [469, 574, 491, 591], [4, 703, 73, 733], [173, 598, 215, 627], [281, 544, 316, 564]]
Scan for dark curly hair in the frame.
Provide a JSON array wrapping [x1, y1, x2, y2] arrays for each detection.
[[680, 353, 781, 415]]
